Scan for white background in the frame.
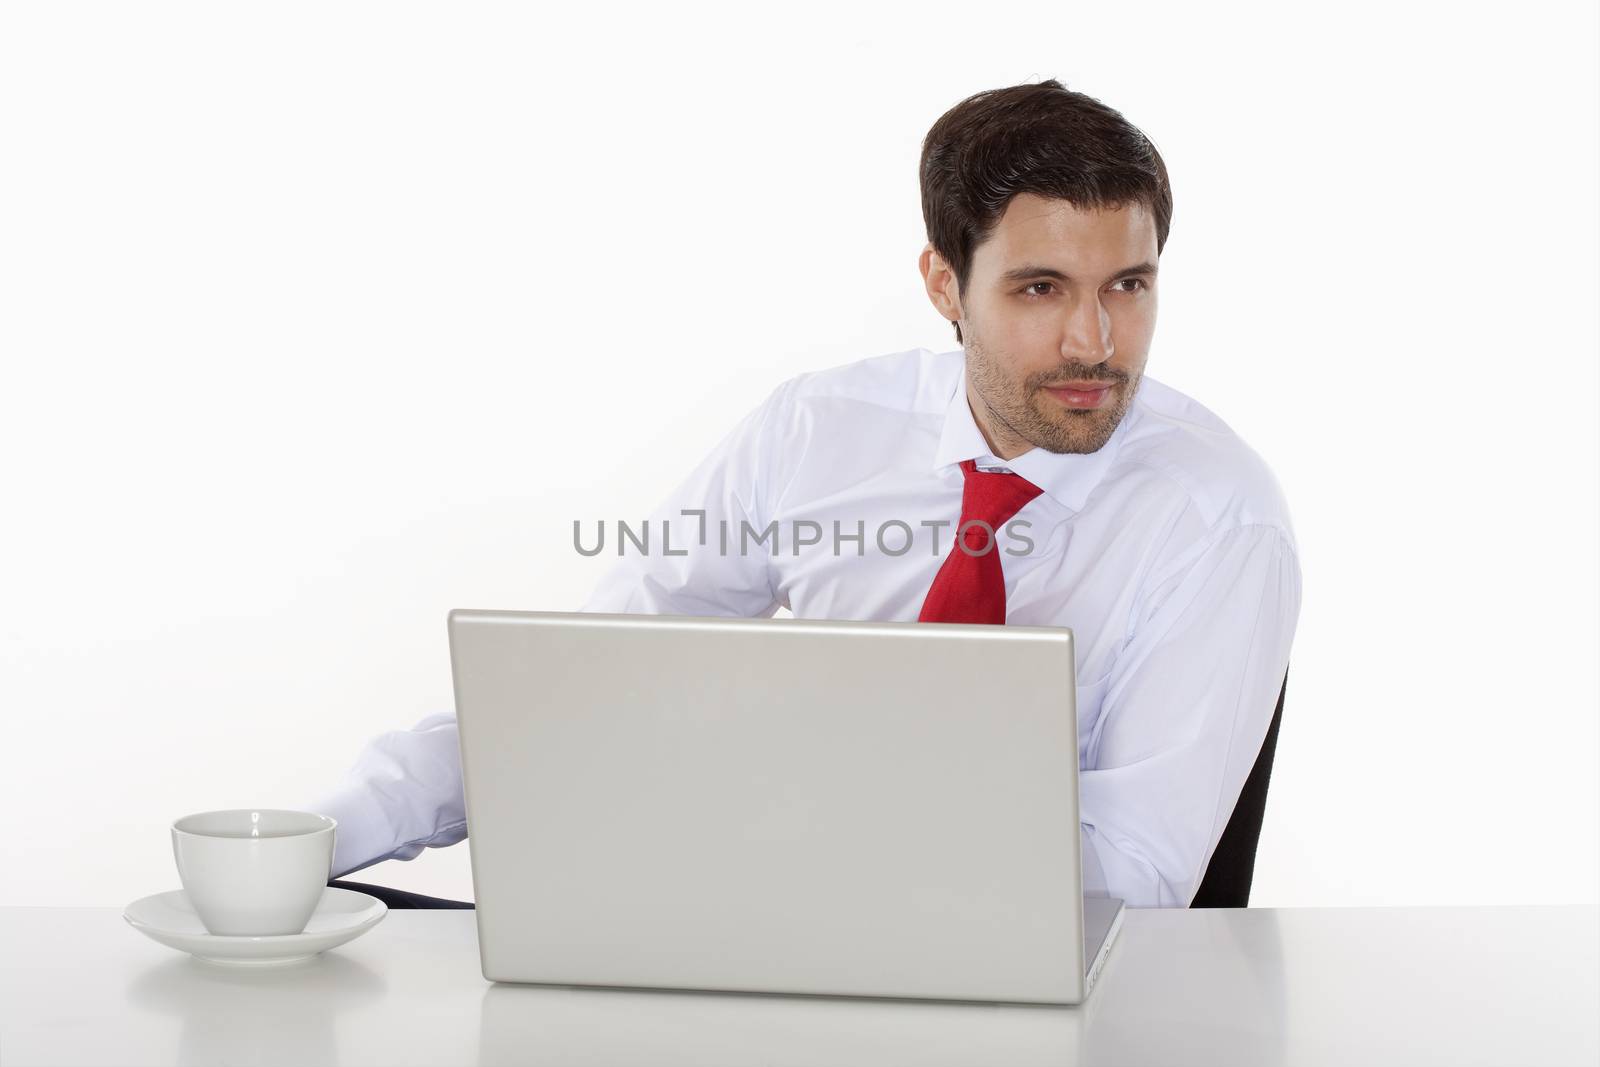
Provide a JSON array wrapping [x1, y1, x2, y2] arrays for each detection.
[[2, 1, 1595, 909]]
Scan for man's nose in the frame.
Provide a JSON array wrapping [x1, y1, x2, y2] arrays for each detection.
[[1062, 296, 1114, 365]]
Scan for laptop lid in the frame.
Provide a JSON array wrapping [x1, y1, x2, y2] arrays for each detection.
[[450, 609, 1119, 1005]]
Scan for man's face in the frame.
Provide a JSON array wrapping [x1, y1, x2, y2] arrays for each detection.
[[922, 193, 1160, 458]]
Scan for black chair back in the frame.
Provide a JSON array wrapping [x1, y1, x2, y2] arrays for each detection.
[[1190, 670, 1288, 908]]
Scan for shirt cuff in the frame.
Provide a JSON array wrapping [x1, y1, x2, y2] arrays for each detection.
[[306, 779, 400, 880]]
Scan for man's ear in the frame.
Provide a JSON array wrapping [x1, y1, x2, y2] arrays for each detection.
[[918, 243, 962, 326]]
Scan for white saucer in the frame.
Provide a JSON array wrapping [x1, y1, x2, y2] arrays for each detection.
[[124, 886, 387, 966]]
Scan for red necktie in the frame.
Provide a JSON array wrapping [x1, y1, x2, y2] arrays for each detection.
[[918, 459, 1044, 624]]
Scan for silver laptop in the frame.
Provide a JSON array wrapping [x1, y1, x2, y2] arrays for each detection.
[[449, 609, 1124, 1005]]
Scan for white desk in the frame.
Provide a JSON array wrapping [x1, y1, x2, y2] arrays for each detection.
[[1, 904, 1594, 1066]]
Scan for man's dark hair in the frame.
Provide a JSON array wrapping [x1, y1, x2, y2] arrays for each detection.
[[919, 79, 1173, 343]]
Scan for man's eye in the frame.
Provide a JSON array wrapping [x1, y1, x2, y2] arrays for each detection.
[[1112, 278, 1148, 293], [1023, 282, 1055, 297]]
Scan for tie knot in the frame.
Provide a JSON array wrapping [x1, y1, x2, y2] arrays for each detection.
[[956, 458, 1044, 535]]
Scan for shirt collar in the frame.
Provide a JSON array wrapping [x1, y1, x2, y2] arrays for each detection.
[[930, 357, 1134, 512]]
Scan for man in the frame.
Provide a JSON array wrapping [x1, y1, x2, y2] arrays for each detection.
[[310, 79, 1301, 909]]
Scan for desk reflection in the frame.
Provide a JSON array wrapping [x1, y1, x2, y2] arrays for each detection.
[[477, 980, 1093, 1067], [1073, 906, 1289, 1062], [125, 953, 387, 1066]]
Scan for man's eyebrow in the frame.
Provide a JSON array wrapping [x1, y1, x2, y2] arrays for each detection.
[[999, 261, 1159, 284]]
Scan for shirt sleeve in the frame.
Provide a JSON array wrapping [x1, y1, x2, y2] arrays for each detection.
[[307, 383, 794, 878], [1077, 522, 1302, 908], [577, 379, 791, 616], [311, 710, 468, 879]]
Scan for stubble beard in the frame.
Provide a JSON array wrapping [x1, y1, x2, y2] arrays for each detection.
[[966, 336, 1141, 456]]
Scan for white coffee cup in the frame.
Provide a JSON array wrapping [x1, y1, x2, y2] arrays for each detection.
[[171, 809, 337, 936]]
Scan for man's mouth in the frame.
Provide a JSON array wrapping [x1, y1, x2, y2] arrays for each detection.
[[1041, 381, 1115, 409]]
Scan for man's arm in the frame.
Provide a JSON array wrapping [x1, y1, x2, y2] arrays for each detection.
[[1078, 521, 1302, 908], [573, 378, 791, 617], [308, 382, 794, 878], [316, 711, 467, 879]]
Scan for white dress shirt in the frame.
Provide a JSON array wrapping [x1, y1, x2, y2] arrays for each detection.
[[310, 346, 1302, 908]]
